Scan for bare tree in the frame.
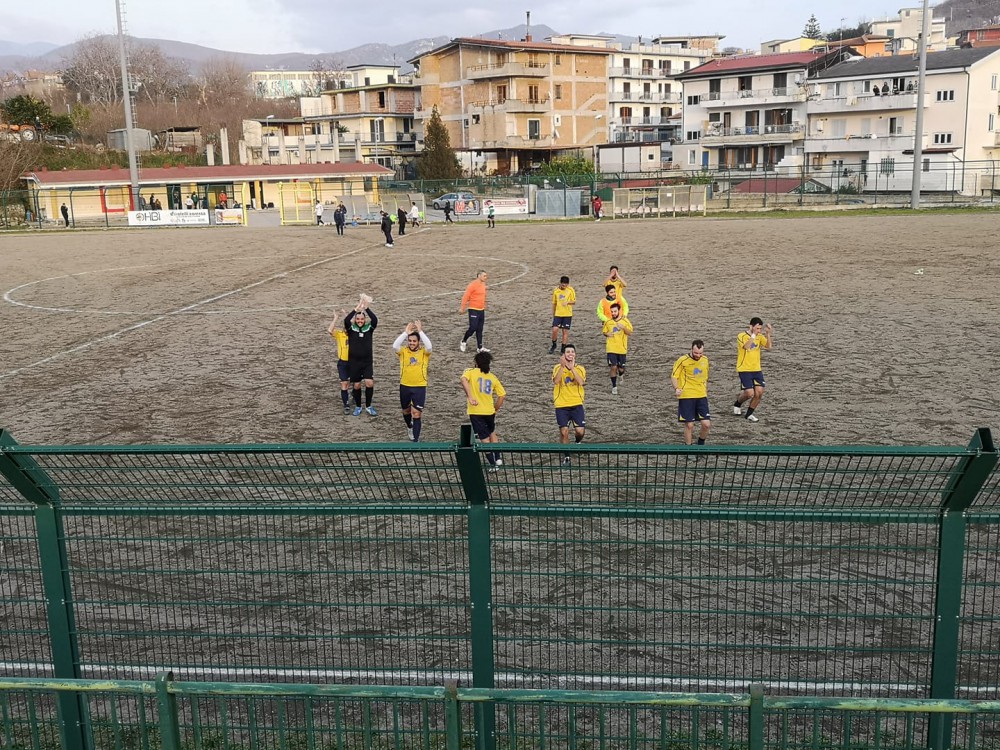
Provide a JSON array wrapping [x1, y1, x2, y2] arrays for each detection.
[[200, 56, 251, 106], [60, 35, 123, 106], [0, 138, 35, 191], [309, 56, 347, 95]]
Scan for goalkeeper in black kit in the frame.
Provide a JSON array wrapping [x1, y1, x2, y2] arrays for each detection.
[[344, 295, 378, 416]]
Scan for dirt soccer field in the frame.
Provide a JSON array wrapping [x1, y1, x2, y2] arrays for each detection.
[[1, 212, 999, 447]]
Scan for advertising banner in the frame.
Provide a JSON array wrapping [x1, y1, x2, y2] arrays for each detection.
[[214, 208, 244, 225], [127, 210, 210, 227], [485, 198, 529, 216]]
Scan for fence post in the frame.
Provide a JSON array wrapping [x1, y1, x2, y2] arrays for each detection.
[[748, 684, 764, 750], [928, 428, 997, 750], [156, 672, 182, 750], [444, 680, 462, 750], [0, 430, 88, 750], [456, 425, 496, 750]]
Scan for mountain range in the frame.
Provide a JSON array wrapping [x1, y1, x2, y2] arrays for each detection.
[[0, 24, 579, 76]]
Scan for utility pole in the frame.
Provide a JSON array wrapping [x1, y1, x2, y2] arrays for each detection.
[[115, 0, 140, 210], [910, 0, 930, 209]]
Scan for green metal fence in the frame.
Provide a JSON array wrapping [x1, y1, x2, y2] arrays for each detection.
[[0, 427, 998, 745], [2, 676, 1000, 750]]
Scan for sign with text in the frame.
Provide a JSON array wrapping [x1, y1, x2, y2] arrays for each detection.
[[214, 208, 244, 225], [485, 198, 529, 216], [128, 210, 210, 227]]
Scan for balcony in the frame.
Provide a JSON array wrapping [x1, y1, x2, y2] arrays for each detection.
[[469, 97, 551, 113], [809, 133, 925, 154], [479, 134, 556, 148], [609, 91, 681, 104], [467, 61, 549, 80], [699, 87, 808, 108], [614, 116, 670, 127], [700, 123, 804, 145], [808, 92, 926, 114], [609, 67, 662, 78]]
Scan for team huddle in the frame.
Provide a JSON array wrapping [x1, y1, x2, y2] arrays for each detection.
[[329, 267, 774, 462]]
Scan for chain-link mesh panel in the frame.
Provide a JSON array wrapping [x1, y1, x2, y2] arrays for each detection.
[[491, 512, 938, 695], [0, 508, 50, 677], [959, 513, 1000, 700], [484, 447, 965, 510]]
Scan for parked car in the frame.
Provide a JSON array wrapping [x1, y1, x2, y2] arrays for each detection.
[[431, 192, 475, 210]]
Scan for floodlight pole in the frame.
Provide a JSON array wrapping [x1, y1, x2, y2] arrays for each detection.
[[910, 0, 930, 209], [116, 0, 141, 210]]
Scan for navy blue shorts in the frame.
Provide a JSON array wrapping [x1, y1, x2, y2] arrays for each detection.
[[678, 397, 711, 423], [469, 414, 496, 440], [337, 360, 350, 381], [739, 371, 765, 390], [555, 405, 586, 429], [399, 385, 426, 411], [607, 353, 627, 368], [552, 316, 572, 329]]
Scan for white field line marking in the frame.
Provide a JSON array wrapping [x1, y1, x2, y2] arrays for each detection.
[[0, 245, 371, 382], [2, 255, 530, 316], [0, 661, 993, 695]]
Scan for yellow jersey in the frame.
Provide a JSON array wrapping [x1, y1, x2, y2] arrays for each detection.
[[462, 367, 506, 415], [672, 355, 710, 399], [331, 329, 349, 361], [398, 347, 430, 387], [737, 332, 769, 372], [604, 277, 626, 299], [552, 364, 586, 407], [552, 286, 576, 317], [602, 317, 633, 354]]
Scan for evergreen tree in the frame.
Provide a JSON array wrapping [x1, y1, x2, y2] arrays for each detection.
[[803, 14, 823, 39], [417, 106, 462, 180]]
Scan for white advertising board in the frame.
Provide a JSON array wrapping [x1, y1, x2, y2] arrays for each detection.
[[127, 210, 210, 227], [485, 198, 529, 215], [214, 208, 244, 225]]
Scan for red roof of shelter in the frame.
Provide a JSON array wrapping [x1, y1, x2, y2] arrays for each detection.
[[732, 177, 825, 194], [676, 50, 828, 78], [24, 162, 391, 188]]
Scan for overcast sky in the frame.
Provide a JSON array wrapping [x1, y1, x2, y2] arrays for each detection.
[[10, 1, 932, 54]]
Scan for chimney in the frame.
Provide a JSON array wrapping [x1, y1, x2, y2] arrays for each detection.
[[525, 10, 532, 42]]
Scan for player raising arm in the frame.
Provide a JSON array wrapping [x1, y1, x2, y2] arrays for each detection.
[[392, 320, 432, 441], [733, 317, 774, 423]]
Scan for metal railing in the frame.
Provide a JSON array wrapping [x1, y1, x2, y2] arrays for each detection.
[[703, 123, 804, 137], [2, 675, 1000, 750]]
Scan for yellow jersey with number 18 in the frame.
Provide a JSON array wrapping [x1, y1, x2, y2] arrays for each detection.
[[462, 367, 506, 415]]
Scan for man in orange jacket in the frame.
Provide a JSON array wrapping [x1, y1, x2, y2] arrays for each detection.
[[459, 270, 489, 353]]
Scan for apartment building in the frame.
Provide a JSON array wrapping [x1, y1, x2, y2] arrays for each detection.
[[600, 35, 719, 144], [410, 36, 610, 174], [674, 49, 847, 172], [869, 7, 949, 53], [957, 25, 1000, 48], [805, 48, 1000, 191], [241, 66, 418, 173]]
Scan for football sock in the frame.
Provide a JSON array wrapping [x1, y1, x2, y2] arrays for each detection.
[[697, 438, 706, 446], [575, 433, 584, 443], [353, 389, 362, 406], [404, 413, 413, 427], [611, 376, 618, 387], [734, 398, 742, 407], [365, 387, 374, 407], [745, 407, 756, 418], [341, 390, 349, 406], [412, 419, 422, 441]]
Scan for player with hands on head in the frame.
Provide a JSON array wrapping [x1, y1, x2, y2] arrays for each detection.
[[733, 317, 774, 423], [392, 320, 432, 442]]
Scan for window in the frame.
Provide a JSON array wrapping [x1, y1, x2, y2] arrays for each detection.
[[554, 54, 561, 65], [831, 119, 846, 138], [923, 158, 930, 172], [619, 106, 632, 119], [738, 75, 753, 92], [990, 113, 996, 131], [527, 53, 542, 68], [528, 119, 541, 139], [471, 114, 480, 124], [496, 84, 507, 103], [879, 157, 895, 175], [528, 84, 540, 104], [993, 74, 998, 91], [862, 80, 872, 93], [686, 130, 701, 140], [933, 132, 953, 144], [377, 91, 386, 107], [688, 150, 697, 165], [554, 84, 562, 100], [709, 79, 721, 95], [888, 116, 903, 135], [659, 60, 671, 74], [684, 61, 691, 70], [623, 59, 631, 72], [936, 90, 955, 101], [687, 94, 700, 105]]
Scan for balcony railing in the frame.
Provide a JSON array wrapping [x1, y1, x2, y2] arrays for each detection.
[[467, 61, 549, 79], [702, 123, 804, 138], [469, 97, 551, 112], [608, 67, 662, 78], [699, 87, 806, 106], [610, 91, 681, 103], [615, 116, 671, 126]]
